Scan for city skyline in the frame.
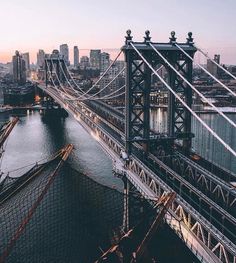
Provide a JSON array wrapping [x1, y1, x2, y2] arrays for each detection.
[[0, 0, 236, 64]]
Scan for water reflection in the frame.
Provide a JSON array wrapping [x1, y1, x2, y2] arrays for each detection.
[[150, 108, 168, 132], [149, 108, 236, 173], [0, 111, 123, 190]]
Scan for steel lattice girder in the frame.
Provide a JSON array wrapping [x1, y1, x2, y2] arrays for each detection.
[[123, 43, 196, 154], [38, 84, 236, 263]]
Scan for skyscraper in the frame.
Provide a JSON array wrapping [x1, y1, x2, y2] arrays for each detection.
[[12, 50, 26, 84], [74, 46, 79, 68], [114, 60, 125, 72], [100, 52, 110, 72], [37, 49, 45, 69], [60, 44, 69, 65], [22, 52, 30, 77], [207, 54, 220, 77], [99, 65, 116, 96], [80, 56, 90, 68], [90, 50, 101, 69]]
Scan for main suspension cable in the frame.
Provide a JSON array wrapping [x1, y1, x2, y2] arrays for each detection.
[[131, 42, 236, 158], [61, 64, 163, 102], [57, 59, 85, 95], [149, 43, 236, 129], [62, 50, 123, 99], [176, 44, 236, 97], [62, 85, 125, 102], [196, 45, 236, 81], [83, 67, 125, 100], [56, 56, 124, 100], [49, 59, 125, 102], [47, 60, 74, 96]]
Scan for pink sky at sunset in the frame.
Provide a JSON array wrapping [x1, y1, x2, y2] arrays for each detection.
[[0, 0, 236, 64]]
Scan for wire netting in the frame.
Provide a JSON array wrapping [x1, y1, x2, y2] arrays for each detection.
[[0, 162, 128, 263], [0, 159, 201, 263]]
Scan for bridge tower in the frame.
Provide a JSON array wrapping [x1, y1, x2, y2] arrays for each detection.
[[45, 50, 68, 87], [122, 30, 197, 155]]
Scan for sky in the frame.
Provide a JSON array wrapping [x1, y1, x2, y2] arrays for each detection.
[[0, 0, 236, 64]]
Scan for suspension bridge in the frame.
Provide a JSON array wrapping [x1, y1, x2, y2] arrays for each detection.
[[30, 30, 236, 263]]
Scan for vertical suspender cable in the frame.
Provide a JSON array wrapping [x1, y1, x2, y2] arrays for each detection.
[[130, 42, 236, 158], [57, 58, 125, 101], [47, 59, 126, 102], [67, 50, 123, 99]]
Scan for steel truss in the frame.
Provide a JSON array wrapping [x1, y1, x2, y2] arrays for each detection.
[[39, 84, 236, 263], [41, 30, 236, 260], [122, 30, 197, 154], [146, 151, 236, 242], [72, 97, 236, 224], [91, 104, 236, 261], [123, 157, 236, 263], [173, 152, 236, 210]]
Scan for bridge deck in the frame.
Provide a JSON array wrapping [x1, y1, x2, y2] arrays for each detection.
[[37, 83, 236, 263]]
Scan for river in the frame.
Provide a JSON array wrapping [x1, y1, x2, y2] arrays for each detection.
[[2, 108, 233, 262], [0, 110, 123, 189]]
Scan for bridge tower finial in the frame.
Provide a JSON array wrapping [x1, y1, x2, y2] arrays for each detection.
[[169, 31, 177, 44], [122, 29, 197, 155], [186, 32, 194, 45], [144, 30, 151, 43], [125, 29, 133, 45]]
